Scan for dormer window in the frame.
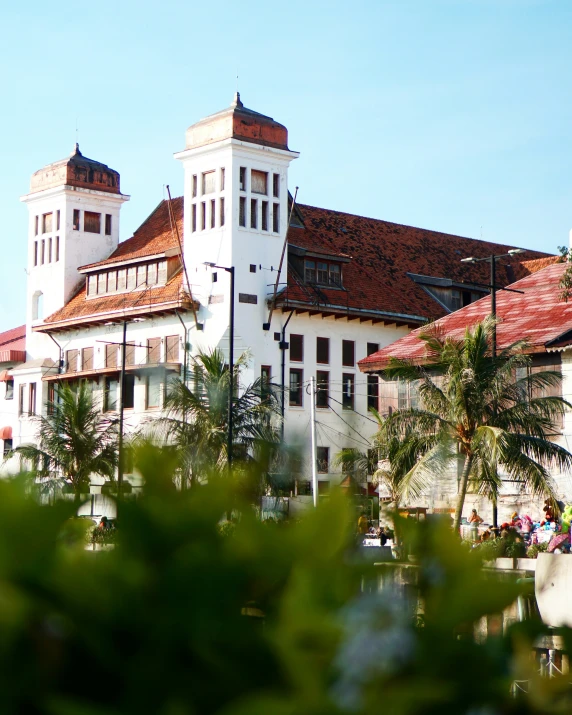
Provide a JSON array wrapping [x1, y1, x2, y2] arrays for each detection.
[[304, 259, 342, 287], [86, 259, 170, 298]]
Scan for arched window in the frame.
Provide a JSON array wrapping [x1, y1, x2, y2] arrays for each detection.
[[32, 291, 43, 321]]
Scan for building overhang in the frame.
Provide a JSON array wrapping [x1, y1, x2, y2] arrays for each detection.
[[20, 185, 130, 204], [78, 247, 181, 274], [288, 244, 352, 263], [274, 300, 425, 328], [42, 362, 181, 383]]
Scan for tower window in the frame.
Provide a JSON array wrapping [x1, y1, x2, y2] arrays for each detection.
[[73, 210, 80, 231], [261, 201, 269, 231], [273, 204, 280, 233], [220, 197, 225, 226], [42, 213, 53, 233], [220, 167, 225, 191], [250, 199, 257, 229], [202, 171, 216, 194], [191, 204, 197, 232], [210, 199, 215, 229], [273, 173, 280, 198], [41, 240, 45, 265], [48, 238, 52, 263], [192, 175, 197, 198], [55, 236, 60, 261], [239, 197, 246, 227], [33, 242, 38, 267], [84, 211, 101, 234], [32, 291, 43, 320], [56, 210, 60, 230], [34, 216, 39, 235], [251, 170, 268, 195], [105, 214, 112, 235], [239, 167, 246, 191], [201, 203, 206, 231]]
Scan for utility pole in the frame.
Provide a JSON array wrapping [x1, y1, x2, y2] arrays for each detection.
[[310, 376, 318, 508], [117, 319, 127, 499]]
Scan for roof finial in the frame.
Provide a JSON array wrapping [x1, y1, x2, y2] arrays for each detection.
[[71, 142, 82, 157], [232, 91, 243, 108]]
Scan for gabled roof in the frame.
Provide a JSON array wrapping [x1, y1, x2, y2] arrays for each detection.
[[359, 259, 569, 372], [276, 204, 550, 324]]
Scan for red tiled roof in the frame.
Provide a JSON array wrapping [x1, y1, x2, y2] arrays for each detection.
[[80, 198, 182, 270], [0, 324, 25, 350], [359, 261, 572, 371], [277, 205, 550, 323]]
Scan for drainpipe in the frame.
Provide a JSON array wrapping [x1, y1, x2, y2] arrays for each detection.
[[46, 333, 64, 373], [174, 310, 188, 386], [279, 310, 295, 441]]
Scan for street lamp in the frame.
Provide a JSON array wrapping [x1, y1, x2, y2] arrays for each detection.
[[460, 248, 525, 527], [203, 262, 235, 467]]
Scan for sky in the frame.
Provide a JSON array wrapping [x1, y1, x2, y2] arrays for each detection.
[[1, 0, 571, 332]]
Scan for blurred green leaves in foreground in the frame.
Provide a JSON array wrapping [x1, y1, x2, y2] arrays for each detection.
[[0, 446, 571, 714]]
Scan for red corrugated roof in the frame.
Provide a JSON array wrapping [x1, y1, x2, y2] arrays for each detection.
[[277, 204, 550, 322], [359, 261, 572, 371]]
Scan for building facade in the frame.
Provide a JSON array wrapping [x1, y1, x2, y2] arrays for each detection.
[[0, 95, 550, 512]]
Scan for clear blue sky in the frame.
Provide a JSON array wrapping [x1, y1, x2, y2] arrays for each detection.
[[1, 0, 571, 332]]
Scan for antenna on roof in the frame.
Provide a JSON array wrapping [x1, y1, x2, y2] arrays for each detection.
[[263, 186, 299, 331], [165, 185, 203, 331]]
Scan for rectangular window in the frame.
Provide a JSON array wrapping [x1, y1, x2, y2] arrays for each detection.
[[261, 201, 269, 231], [273, 203, 280, 233], [107, 271, 117, 292], [56, 210, 60, 230], [136, 265, 147, 287], [342, 340, 355, 367], [5, 379, 14, 400], [191, 204, 197, 232], [97, 272, 107, 294], [260, 365, 271, 401], [84, 211, 101, 233], [29, 382, 37, 415], [367, 374, 379, 411], [317, 446, 329, 474], [273, 173, 280, 197], [105, 214, 112, 235], [317, 262, 328, 284], [41, 240, 45, 265], [220, 197, 225, 226], [48, 237, 52, 263], [210, 199, 215, 229], [127, 267, 136, 290], [316, 337, 329, 364], [66, 349, 79, 373], [201, 202, 206, 231], [304, 260, 316, 283], [55, 236, 60, 261], [250, 199, 257, 229], [316, 371, 329, 408], [239, 197, 246, 227], [42, 212, 53, 233], [34, 216, 39, 235], [117, 269, 127, 291], [202, 171, 216, 194], [34, 242, 38, 267], [166, 335, 179, 362], [251, 170, 268, 195], [289, 369, 303, 407], [125, 342, 136, 366], [18, 384, 25, 416], [82, 347, 94, 371], [3, 439, 12, 458], [147, 337, 161, 364], [367, 342, 379, 356], [192, 175, 198, 198], [146, 372, 161, 409], [220, 167, 225, 191], [290, 334, 303, 362], [104, 378, 118, 412], [123, 373, 135, 409], [342, 373, 355, 410], [239, 167, 246, 191], [157, 261, 167, 284], [147, 263, 158, 286], [329, 264, 341, 286], [73, 209, 80, 230], [87, 275, 96, 296], [105, 344, 118, 368]]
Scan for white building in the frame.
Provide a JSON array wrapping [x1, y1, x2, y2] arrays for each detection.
[[0, 94, 549, 510]]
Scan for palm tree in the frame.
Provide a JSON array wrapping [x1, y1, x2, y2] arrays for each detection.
[[15, 382, 119, 503], [162, 348, 282, 488], [378, 318, 572, 531]]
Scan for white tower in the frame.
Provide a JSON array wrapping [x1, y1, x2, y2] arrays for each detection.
[[174, 94, 298, 381], [20, 145, 129, 359]]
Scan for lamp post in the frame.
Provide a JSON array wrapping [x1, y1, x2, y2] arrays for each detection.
[[460, 248, 525, 527], [204, 263, 235, 467]]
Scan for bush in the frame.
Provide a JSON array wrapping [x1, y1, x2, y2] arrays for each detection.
[[527, 541, 549, 559]]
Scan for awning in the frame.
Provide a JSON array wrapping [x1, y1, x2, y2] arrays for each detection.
[[0, 426, 12, 440], [0, 370, 11, 382]]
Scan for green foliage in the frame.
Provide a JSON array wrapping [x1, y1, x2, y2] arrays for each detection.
[[0, 449, 571, 713], [380, 318, 572, 530], [557, 245, 572, 302], [526, 541, 549, 559]]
